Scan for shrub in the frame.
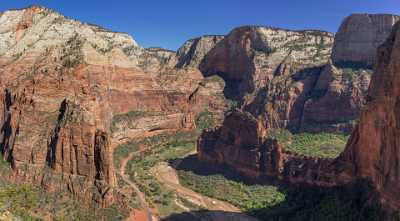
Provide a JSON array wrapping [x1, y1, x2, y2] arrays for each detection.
[[124, 130, 198, 216], [111, 111, 163, 132], [268, 129, 349, 158], [177, 171, 285, 211], [113, 142, 139, 169], [196, 110, 216, 130]]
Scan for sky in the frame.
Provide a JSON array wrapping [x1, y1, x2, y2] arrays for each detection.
[[1, 1, 399, 50]]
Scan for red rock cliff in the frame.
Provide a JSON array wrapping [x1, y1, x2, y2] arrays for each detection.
[[198, 15, 398, 133], [199, 20, 400, 211], [338, 21, 400, 210], [198, 110, 342, 186], [0, 6, 227, 206]]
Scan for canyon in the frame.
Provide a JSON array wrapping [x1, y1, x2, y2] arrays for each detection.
[[1, 5, 400, 221], [198, 13, 400, 213], [0, 5, 228, 215]]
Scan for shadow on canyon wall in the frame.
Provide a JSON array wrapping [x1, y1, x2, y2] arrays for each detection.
[[165, 154, 391, 221]]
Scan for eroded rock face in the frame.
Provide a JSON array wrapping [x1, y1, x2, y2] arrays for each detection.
[[332, 14, 400, 68], [198, 110, 341, 185], [200, 26, 334, 100], [176, 35, 224, 68], [199, 19, 400, 211], [0, 6, 227, 206], [197, 15, 398, 133], [47, 100, 114, 185], [300, 61, 372, 133], [338, 21, 400, 210], [299, 14, 399, 133], [198, 111, 269, 178], [138, 47, 177, 72]]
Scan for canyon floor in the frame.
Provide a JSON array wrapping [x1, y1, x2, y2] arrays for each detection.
[[109, 128, 383, 221], [1, 6, 400, 221], [0, 125, 386, 221]]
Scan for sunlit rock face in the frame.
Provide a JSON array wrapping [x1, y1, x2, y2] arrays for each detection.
[[199, 18, 400, 212], [0, 6, 227, 205], [176, 35, 225, 68], [198, 25, 336, 133], [198, 110, 341, 185], [196, 15, 399, 134], [299, 14, 400, 133], [332, 13, 400, 68], [338, 21, 400, 210], [199, 26, 334, 100]]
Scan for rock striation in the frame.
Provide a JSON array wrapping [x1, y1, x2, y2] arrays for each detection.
[[3, 5, 400, 214], [176, 35, 224, 68], [198, 110, 341, 186], [197, 14, 399, 133], [299, 61, 372, 133], [332, 14, 400, 68], [200, 26, 334, 101], [300, 14, 400, 133], [0, 5, 227, 206], [198, 18, 400, 211], [337, 21, 400, 210]]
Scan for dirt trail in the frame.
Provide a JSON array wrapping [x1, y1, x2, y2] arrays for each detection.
[[152, 162, 261, 221], [114, 130, 177, 221], [125, 209, 148, 221], [117, 137, 259, 221], [120, 152, 156, 221], [152, 162, 241, 212], [174, 198, 191, 212]]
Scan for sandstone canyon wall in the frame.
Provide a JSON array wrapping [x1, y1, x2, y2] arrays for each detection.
[[198, 110, 343, 186], [332, 14, 400, 68], [197, 14, 399, 133], [302, 14, 400, 133], [197, 14, 400, 179], [0, 6, 227, 205], [337, 21, 400, 210], [198, 17, 400, 211], [2, 5, 400, 214]]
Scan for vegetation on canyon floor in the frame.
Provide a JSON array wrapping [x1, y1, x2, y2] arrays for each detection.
[[114, 141, 140, 169], [2, 123, 384, 221], [0, 181, 124, 221], [116, 130, 199, 218], [112, 113, 381, 220], [177, 166, 286, 211], [2, 5, 400, 221], [175, 156, 392, 221], [250, 181, 395, 221], [2, 121, 389, 221], [268, 129, 349, 158]]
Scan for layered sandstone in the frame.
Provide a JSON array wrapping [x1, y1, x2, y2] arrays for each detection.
[[198, 111, 269, 178], [197, 15, 398, 133], [332, 14, 400, 67], [337, 21, 400, 210], [200, 26, 334, 101], [300, 61, 372, 133], [176, 35, 224, 68], [198, 110, 341, 186], [0, 6, 227, 206], [4, 4, 400, 214], [300, 14, 400, 133], [198, 18, 400, 211]]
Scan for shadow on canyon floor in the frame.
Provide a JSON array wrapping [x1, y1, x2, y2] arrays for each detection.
[[167, 154, 391, 221], [170, 154, 251, 183], [161, 210, 258, 221]]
